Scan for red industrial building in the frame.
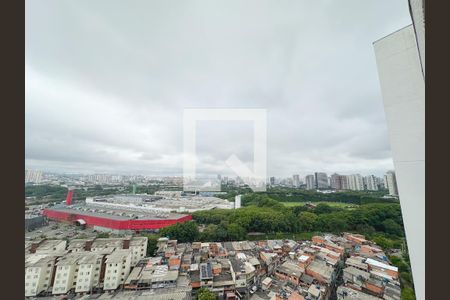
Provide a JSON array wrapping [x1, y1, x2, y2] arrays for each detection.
[[43, 208, 192, 231], [43, 189, 193, 231]]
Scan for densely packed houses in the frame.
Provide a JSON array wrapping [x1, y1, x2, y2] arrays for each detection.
[[25, 233, 401, 299]]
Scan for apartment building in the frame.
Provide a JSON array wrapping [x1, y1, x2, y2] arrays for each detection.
[[52, 253, 81, 294], [314, 172, 328, 189], [128, 237, 148, 266], [364, 175, 379, 191], [67, 239, 93, 253], [347, 174, 364, 191], [330, 173, 348, 190], [91, 238, 124, 252], [305, 175, 315, 190], [103, 249, 132, 290], [25, 254, 57, 297], [384, 171, 399, 196], [74, 253, 104, 293], [34, 240, 67, 254]]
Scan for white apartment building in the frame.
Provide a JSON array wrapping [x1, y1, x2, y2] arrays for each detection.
[[384, 171, 398, 196], [67, 239, 91, 253], [128, 237, 148, 266], [25, 254, 57, 297], [35, 240, 67, 254], [103, 249, 132, 291], [25, 169, 43, 183], [315, 172, 328, 189], [74, 253, 104, 293], [364, 175, 379, 191], [347, 174, 364, 191], [305, 175, 315, 190], [91, 238, 124, 252], [52, 253, 81, 294]]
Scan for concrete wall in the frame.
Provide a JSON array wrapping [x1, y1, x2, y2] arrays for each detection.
[[374, 24, 425, 300]]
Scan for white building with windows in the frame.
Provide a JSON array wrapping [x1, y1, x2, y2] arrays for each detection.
[[384, 171, 398, 196], [35, 239, 67, 254], [128, 237, 148, 266], [103, 249, 132, 291], [25, 254, 57, 297], [91, 238, 124, 252], [305, 175, 315, 190], [364, 175, 379, 191], [74, 253, 104, 293], [347, 174, 364, 191], [52, 253, 81, 295]]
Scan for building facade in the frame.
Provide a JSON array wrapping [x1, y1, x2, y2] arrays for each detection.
[[103, 250, 132, 290], [384, 171, 399, 196], [373, 1, 425, 297], [314, 172, 328, 189], [305, 175, 315, 190], [347, 174, 364, 191]]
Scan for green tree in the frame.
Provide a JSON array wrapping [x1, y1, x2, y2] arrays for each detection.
[[160, 221, 200, 243], [140, 234, 159, 256], [382, 218, 403, 236], [314, 203, 335, 214], [197, 288, 217, 300], [401, 287, 416, 300], [298, 212, 318, 232], [226, 223, 247, 241]]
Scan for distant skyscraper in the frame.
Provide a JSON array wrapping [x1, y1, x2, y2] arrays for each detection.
[[384, 171, 398, 196], [234, 195, 241, 209], [376, 176, 385, 189], [314, 172, 328, 189], [269, 177, 276, 186], [347, 174, 364, 191], [305, 175, 315, 190], [330, 173, 348, 190], [292, 174, 300, 187], [25, 169, 42, 183], [365, 175, 379, 191]]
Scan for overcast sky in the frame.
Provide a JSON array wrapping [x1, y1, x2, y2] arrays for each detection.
[[25, 0, 412, 178]]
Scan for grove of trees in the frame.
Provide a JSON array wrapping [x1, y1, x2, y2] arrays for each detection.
[[154, 194, 405, 248]]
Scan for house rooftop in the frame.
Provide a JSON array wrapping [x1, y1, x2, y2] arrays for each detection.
[[106, 249, 131, 263]]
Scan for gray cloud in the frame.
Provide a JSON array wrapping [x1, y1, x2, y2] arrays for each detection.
[[25, 0, 411, 177]]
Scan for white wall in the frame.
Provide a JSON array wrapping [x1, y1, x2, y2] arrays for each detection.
[[374, 24, 425, 300]]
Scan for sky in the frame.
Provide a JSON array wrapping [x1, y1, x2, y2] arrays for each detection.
[[25, 0, 412, 178]]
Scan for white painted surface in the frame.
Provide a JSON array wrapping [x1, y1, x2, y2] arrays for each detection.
[[374, 25, 425, 300]]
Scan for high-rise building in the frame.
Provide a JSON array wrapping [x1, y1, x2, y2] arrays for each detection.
[[235, 195, 241, 209], [374, 2, 424, 297], [25, 169, 42, 183], [305, 175, 315, 190], [314, 172, 328, 189], [365, 175, 379, 191], [292, 174, 300, 187], [347, 174, 364, 191], [269, 177, 276, 186], [384, 171, 399, 196], [330, 173, 348, 190]]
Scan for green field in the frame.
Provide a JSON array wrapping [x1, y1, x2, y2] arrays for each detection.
[[281, 201, 359, 208]]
